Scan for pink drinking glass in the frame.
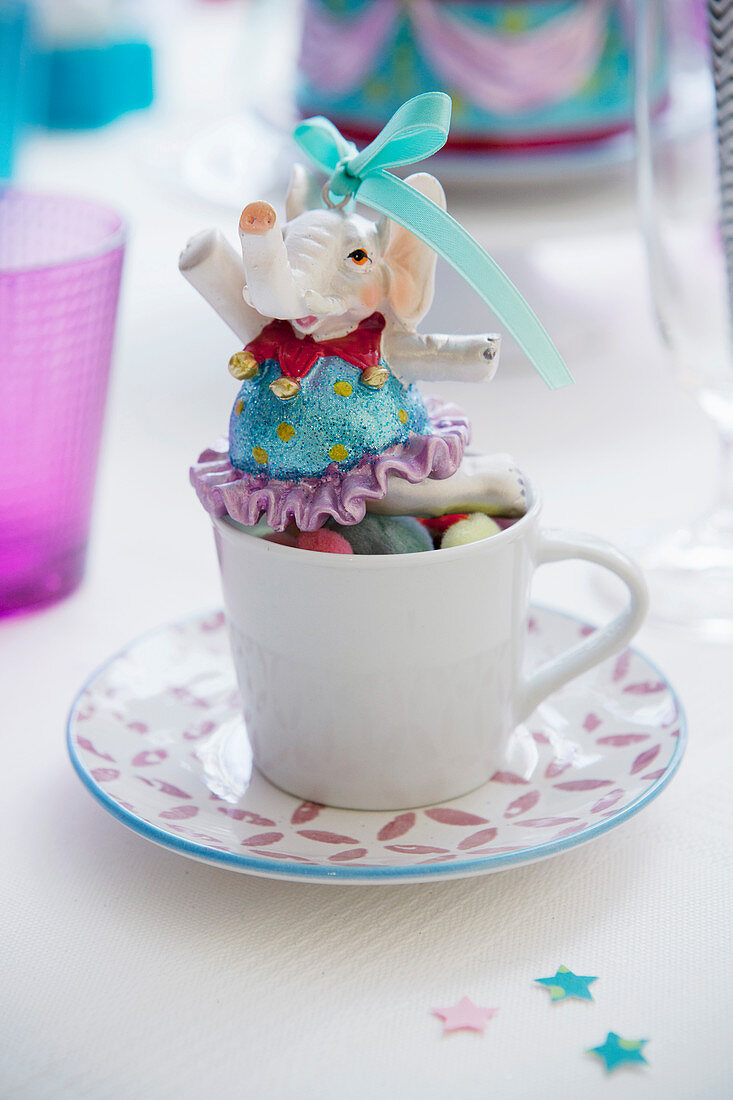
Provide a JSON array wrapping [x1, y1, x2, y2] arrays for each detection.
[[0, 191, 125, 616]]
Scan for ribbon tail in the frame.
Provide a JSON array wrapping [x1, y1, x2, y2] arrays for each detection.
[[359, 173, 573, 390]]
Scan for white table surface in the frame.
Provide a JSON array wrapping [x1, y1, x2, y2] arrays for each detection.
[[2, 19, 733, 1097]]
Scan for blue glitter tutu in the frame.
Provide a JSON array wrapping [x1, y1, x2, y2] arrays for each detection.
[[228, 354, 432, 480]]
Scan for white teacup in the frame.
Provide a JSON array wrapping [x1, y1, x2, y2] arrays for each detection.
[[212, 485, 647, 810]]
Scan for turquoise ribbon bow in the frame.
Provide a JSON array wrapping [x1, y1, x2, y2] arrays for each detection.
[[293, 92, 572, 390]]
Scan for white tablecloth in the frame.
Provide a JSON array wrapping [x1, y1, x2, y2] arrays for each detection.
[[2, 44, 732, 1098]]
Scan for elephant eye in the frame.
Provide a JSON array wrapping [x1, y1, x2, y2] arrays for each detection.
[[348, 248, 370, 266]]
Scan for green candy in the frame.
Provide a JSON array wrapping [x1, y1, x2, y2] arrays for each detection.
[[332, 514, 433, 555]]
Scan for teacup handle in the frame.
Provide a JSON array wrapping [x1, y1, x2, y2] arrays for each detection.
[[517, 529, 649, 722]]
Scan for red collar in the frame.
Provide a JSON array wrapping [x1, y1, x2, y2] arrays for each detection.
[[245, 313, 385, 380]]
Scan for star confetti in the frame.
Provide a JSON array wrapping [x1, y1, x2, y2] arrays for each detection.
[[535, 965, 598, 1002], [432, 997, 499, 1034], [587, 1033, 649, 1073]]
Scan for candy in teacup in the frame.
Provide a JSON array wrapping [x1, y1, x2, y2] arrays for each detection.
[[440, 513, 501, 549], [331, 514, 434, 555], [258, 511, 515, 555], [182, 94, 572, 532]]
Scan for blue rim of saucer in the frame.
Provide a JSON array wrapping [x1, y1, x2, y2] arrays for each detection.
[[67, 606, 686, 885]]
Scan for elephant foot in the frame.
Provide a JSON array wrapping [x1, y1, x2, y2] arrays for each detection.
[[228, 351, 259, 381], [365, 454, 528, 519], [361, 366, 390, 389], [269, 376, 301, 400]]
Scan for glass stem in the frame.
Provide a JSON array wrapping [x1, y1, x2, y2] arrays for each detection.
[[716, 427, 733, 532]]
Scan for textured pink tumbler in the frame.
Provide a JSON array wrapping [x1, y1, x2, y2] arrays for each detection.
[[0, 191, 125, 615]]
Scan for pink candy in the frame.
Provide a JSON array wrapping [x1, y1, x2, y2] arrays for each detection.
[[264, 528, 353, 553], [296, 530, 354, 555]]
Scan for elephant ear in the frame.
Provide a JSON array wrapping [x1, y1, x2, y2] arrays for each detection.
[[384, 172, 445, 329], [285, 164, 322, 221]]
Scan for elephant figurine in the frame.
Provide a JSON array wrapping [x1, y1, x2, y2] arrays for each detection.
[[182, 165, 527, 531]]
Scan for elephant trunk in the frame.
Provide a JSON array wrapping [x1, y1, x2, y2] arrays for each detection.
[[239, 202, 307, 320]]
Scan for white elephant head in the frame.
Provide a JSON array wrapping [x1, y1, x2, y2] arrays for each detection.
[[239, 165, 446, 341]]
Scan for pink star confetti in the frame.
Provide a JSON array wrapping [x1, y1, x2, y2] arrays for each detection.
[[432, 997, 499, 1034]]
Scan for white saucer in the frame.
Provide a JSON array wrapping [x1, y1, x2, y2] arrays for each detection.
[[67, 607, 685, 885]]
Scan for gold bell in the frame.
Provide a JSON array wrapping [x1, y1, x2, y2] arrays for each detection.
[[269, 376, 301, 400], [361, 365, 389, 389], [228, 351, 259, 380]]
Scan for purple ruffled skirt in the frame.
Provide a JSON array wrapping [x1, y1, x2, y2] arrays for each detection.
[[190, 397, 470, 531]]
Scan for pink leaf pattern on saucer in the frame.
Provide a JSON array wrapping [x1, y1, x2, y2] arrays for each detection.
[[504, 791, 541, 817], [630, 745, 661, 774], [296, 830, 360, 844], [126, 721, 149, 734], [91, 768, 119, 782], [240, 832, 284, 846], [218, 808, 276, 825], [159, 805, 198, 820], [590, 789, 625, 813], [137, 777, 192, 799], [597, 734, 649, 746], [132, 750, 168, 767], [545, 759, 572, 778], [424, 808, 489, 825], [183, 721, 217, 742], [624, 681, 667, 695], [612, 650, 631, 682], [457, 828, 498, 849], [67, 608, 685, 884], [290, 802, 323, 825], [377, 813, 417, 840], [77, 737, 115, 762]]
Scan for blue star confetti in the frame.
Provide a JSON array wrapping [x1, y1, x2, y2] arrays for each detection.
[[535, 965, 598, 1002], [587, 1033, 649, 1072]]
